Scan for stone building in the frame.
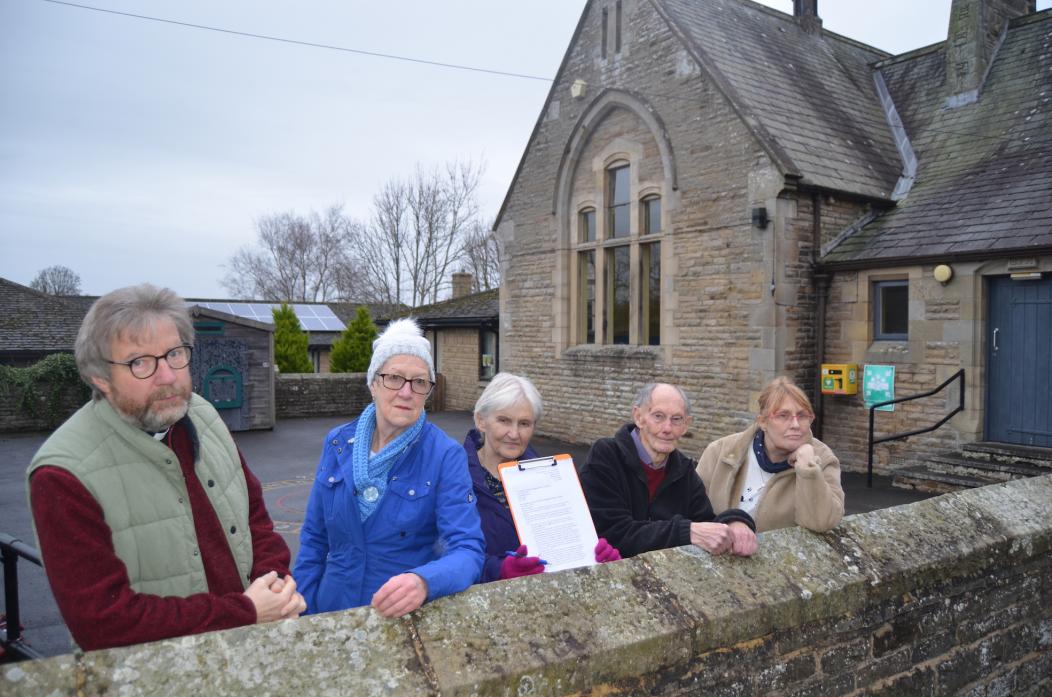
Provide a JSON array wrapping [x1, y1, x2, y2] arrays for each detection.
[[495, 0, 1052, 481]]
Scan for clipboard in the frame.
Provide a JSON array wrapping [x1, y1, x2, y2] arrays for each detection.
[[497, 454, 599, 573]]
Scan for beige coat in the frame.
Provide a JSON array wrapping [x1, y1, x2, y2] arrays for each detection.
[[696, 424, 844, 533]]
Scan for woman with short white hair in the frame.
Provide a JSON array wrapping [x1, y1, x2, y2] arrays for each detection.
[[464, 372, 620, 583]]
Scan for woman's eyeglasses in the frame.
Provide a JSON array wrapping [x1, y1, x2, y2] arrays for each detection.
[[377, 372, 435, 395]]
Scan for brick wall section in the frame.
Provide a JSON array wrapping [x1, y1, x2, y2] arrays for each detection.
[[275, 373, 372, 420], [12, 476, 1051, 695], [435, 329, 485, 412]]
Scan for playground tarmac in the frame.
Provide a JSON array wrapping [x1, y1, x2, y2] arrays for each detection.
[[0, 411, 932, 659]]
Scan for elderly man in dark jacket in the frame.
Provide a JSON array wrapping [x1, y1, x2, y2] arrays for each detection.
[[580, 383, 758, 558]]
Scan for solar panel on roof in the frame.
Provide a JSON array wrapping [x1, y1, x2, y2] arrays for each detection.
[[319, 317, 343, 331], [191, 301, 345, 331], [250, 303, 273, 319]]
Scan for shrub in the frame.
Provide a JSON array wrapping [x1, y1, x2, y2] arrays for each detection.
[[272, 303, 314, 373], [329, 307, 378, 373]]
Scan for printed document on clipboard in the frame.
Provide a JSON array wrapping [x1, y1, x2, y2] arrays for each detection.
[[497, 454, 598, 573]]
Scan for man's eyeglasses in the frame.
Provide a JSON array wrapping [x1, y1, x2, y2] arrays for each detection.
[[769, 410, 814, 425], [107, 345, 192, 379], [377, 372, 435, 395], [647, 412, 688, 427]]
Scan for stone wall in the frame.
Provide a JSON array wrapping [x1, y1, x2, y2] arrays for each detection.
[[0, 380, 85, 433], [275, 373, 372, 419], [7, 476, 1050, 695]]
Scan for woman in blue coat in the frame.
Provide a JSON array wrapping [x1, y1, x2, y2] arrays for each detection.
[[463, 373, 620, 583], [295, 318, 484, 617]]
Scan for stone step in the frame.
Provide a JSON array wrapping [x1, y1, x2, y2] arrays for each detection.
[[961, 441, 1052, 469], [891, 465, 1000, 494], [923, 452, 1049, 481]]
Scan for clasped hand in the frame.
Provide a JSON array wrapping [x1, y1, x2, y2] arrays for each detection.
[[689, 521, 757, 557], [244, 570, 307, 623]]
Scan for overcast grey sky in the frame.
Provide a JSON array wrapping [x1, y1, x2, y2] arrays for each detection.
[[3, 0, 1049, 298]]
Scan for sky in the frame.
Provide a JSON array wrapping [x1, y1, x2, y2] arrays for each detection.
[[2, 0, 1050, 299]]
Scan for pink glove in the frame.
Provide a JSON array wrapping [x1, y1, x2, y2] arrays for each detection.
[[499, 544, 545, 580], [594, 537, 622, 563]]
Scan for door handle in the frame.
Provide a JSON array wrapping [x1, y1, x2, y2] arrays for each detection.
[[992, 327, 999, 352]]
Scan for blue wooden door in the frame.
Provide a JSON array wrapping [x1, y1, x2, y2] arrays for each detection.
[[986, 275, 1052, 446]]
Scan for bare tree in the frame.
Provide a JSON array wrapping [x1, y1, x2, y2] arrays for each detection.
[[353, 179, 411, 305], [460, 218, 502, 291], [222, 205, 354, 302], [30, 265, 82, 295], [355, 158, 485, 306]]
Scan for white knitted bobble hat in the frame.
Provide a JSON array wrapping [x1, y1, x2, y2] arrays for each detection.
[[366, 317, 435, 385]]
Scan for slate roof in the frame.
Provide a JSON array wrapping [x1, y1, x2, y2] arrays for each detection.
[[328, 302, 406, 326], [823, 10, 1052, 266], [657, 0, 903, 201], [0, 277, 87, 354], [406, 289, 499, 327]]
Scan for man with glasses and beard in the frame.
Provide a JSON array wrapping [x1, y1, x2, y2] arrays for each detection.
[[27, 284, 305, 651], [580, 382, 759, 559]]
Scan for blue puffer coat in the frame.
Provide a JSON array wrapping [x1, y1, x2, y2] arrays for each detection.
[[462, 429, 539, 583], [294, 418, 485, 614]]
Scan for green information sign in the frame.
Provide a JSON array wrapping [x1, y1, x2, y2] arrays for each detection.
[[863, 364, 896, 412]]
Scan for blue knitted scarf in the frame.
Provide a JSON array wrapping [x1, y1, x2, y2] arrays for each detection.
[[351, 403, 426, 522], [753, 429, 791, 474]]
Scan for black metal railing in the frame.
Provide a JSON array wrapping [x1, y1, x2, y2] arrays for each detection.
[[867, 369, 966, 488], [1, 533, 44, 662]]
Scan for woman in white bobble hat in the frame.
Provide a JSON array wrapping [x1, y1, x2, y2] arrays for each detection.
[[294, 318, 485, 617]]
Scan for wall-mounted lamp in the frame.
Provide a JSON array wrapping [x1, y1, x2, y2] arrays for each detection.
[[751, 206, 769, 228], [933, 264, 953, 285], [570, 79, 587, 99]]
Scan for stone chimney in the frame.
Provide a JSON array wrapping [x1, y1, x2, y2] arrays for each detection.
[[793, 0, 822, 34], [945, 0, 1034, 107], [451, 272, 474, 299]]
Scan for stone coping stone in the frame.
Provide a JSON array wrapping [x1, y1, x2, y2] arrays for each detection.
[[413, 559, 692, 696], [646, 524, 871, 654], [4, 608, 428, 696]]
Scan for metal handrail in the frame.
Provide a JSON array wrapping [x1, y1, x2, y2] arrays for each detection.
[[1, 533, 44, 662], [867, 369, 966, 488]]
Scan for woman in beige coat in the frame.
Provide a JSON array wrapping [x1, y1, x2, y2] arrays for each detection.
[[697, 377, 844, 533]]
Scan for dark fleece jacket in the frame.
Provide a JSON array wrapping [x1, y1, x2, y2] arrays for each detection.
[[580, 423, 754, 558]]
